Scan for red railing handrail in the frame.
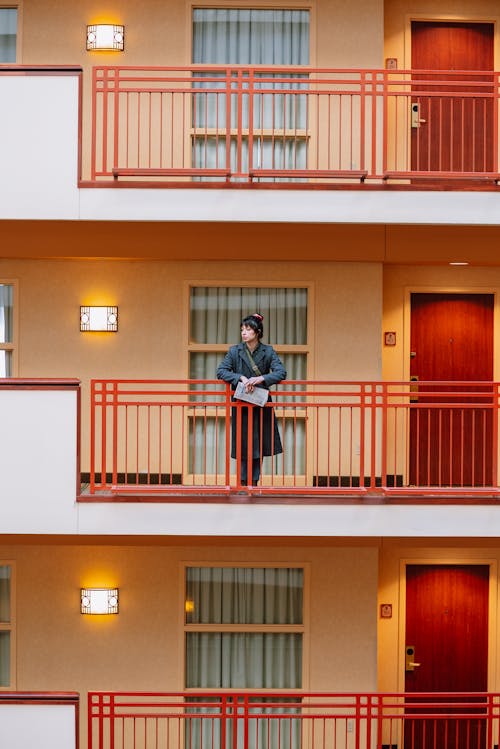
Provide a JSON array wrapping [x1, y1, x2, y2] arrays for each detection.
[[0, 690, 79, 704], [0, 378, 80, 389], [88, 689, 500, 712]]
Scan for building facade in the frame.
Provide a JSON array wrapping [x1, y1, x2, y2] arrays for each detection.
[[2, 2, 500, 747]]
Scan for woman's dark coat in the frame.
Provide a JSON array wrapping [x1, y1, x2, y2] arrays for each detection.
[[217, 342, 286, 459]]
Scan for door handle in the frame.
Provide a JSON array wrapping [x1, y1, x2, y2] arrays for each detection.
[[405, 645, 421, 671], [411, 103, 427, 128]]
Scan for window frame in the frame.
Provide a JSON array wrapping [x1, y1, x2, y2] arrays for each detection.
[[0, 562, 16, 690], [182, 562, 310, 692], [185, 282, 313, 482], [189, 6, 313, 180], [0, 280, 18, 377]]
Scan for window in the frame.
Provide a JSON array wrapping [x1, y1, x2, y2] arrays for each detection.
[[0, 284, 14, 377], [184, 566, 304, 689], [0, 564, 14, 688], [0, 8, 17, 62], [189, 286, 308, 477], [192, 9, 310, 179]]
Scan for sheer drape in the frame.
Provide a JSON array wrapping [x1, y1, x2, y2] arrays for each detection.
[[192, 9, 309, 177], [186, 567, 303, 625], [0, 351, 11, 377], [186, 632, 302, 688], [185, 567, 303, 688], [0, 285, 13, 344], [0, 566, 11, 687], [0, 9, 16, 63], [193, 10, 309, 66], [0, 285, 13, 377], [190, 287, 307, 345], [0, 632, 9, 687], [185, 568, 303, 749]]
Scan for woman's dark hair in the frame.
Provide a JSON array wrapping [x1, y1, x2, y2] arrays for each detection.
[[241, 313, 264, 339]]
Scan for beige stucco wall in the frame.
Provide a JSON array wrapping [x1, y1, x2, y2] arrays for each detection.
[[16, 0, 384, 69], [0, 540, 379, 742], [5, 538, 500, 710], [0, 257, 382, 467], [1, 258, 382, 381], [383, 265, 500, 382], [20, 0, 500, 74]]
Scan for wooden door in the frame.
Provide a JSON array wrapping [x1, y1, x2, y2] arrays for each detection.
[[409, 293, 494, 487], [411, 22, 494, 174], [405, 564, 489, 749]]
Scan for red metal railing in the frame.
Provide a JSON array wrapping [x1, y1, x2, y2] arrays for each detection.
[[88, 691, 500, 749], [90, 66, 500, 185], [87, 379, 500, 496]]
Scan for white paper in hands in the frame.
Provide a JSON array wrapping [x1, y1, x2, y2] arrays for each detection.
[[234, 381, 269, 407]]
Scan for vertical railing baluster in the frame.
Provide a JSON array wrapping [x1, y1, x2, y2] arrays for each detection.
[[112, 68, 120, 173], [380, 382, 388, 489], [112, 381, 119, 487], [227, 68, 234, 180], [225, 383, 232, 488], [247, 68, 254, 181], [359, 384, 366, 489], [90, 380, 97, 493], [493, 384, 499, 489]]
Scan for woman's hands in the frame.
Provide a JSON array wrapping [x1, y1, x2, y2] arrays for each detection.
[[240, 375, 264, 393]]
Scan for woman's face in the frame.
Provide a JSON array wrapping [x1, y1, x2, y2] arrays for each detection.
[[241, 324, 258, 345]]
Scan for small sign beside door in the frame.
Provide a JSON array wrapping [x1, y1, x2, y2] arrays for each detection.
[[380, 603, 393, 618]]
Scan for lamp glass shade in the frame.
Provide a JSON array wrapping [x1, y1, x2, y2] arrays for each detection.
[[81, 588, 119, 614], [80, 306, 118, 332], [86, 24, 125, 51]]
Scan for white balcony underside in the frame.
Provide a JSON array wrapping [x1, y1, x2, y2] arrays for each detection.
[[79, 187, 500, 226], [74, 502, 500, 538]]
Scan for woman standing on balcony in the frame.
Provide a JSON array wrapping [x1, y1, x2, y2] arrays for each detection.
[[217, 313, 286, 487]]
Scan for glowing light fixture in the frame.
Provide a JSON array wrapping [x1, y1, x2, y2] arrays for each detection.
[[80, 306, 118, 332], [81, 588, 119, 615], [86, 24, 125, 51]]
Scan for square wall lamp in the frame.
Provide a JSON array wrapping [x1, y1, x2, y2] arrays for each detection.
[[86, 24, 125, 51], [80, 306, 118, 332], [81, 588, 119, 615]]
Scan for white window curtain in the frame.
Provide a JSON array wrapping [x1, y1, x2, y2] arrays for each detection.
[[0, 565, 11, 687], [0, 9, 17, 63], [0, 632, 9, 687], [185, 567, 303, 749], [193, 10, 309, 66], [0, 285, 13, 344], [192, 9, 309, 177], [185, 567, 303, 688], [0, 285, 13, 377], [190, 287, 307, 346]]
